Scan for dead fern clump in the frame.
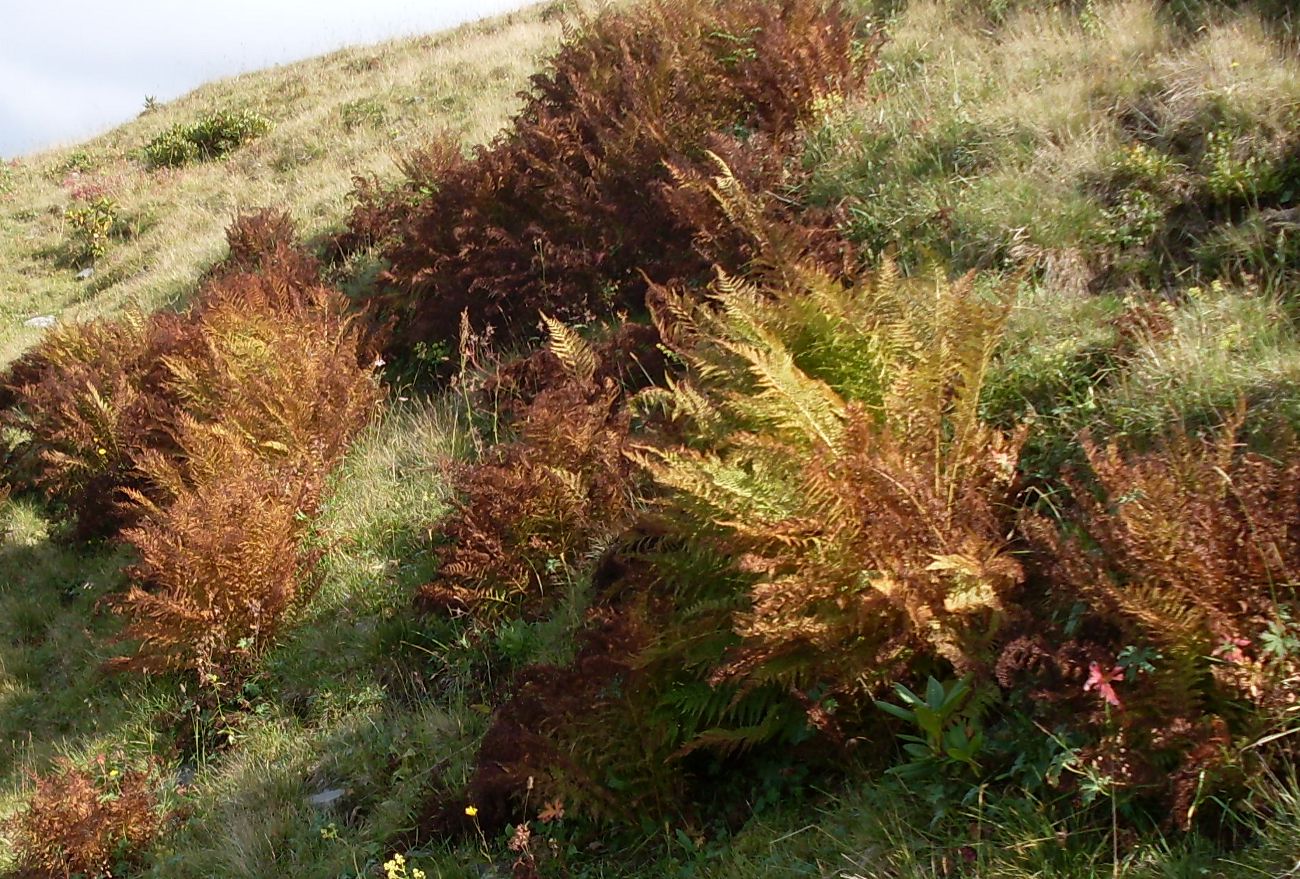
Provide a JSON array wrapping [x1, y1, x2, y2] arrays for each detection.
[[1, 211, 381, 677], [108, 262, 379, 677], [202, 208, 319, 288], [1008, 416, 1300, 826], [347, 0, 875, 358], [1025, 419, 1300, 705], [0, 313, 180, 539], [108, 448, 325, 678], [4, 759, 163, 879], [418, 324, 639, 622]]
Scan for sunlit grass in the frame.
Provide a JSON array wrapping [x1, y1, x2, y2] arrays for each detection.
[[0, 3, 563, 365]]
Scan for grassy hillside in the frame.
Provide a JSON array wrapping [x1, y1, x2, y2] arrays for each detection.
[[0, 3, 562, 364], [2, 0, 1300, 877]]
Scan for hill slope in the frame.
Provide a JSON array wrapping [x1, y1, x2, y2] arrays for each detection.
[[0, 4, 562, 364], [2, 1, 1300, 878]]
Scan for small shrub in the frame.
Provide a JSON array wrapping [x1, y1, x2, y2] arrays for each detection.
[[57, 150, 96, 175], [109, 232, 380, 677], [205, 207, 319, 286], [142, 108, 271, 168], [64, 196, 119, 265], [3, 758, 163, 879], [142, 127, 200, 168], [340, 97, 387, 131], [1202, 129, 1279, 204]]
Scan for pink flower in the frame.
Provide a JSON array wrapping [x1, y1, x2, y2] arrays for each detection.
[[1214, 637, 1252, 665], [1084, 662, 1124, 708]]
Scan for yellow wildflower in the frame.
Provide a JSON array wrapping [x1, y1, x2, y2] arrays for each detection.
[[465, 804, 479, 817]]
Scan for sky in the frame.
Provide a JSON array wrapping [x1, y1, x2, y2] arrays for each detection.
[[0, 0, 531, 159]]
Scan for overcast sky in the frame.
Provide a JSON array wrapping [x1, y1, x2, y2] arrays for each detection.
[[0, 0, 531, 158]]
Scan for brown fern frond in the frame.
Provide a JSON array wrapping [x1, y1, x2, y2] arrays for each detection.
[[4, 759, 163, 878]]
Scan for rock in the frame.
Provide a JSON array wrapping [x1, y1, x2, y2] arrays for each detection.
[[23, 314, 56, 328], [76, 267, 94, 280], [307, 787, 346, 808]]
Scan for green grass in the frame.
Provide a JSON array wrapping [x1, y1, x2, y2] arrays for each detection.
[[811, 0, 1300, 289]]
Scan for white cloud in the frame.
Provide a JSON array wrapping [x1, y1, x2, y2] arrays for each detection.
[[0, 55, 149, 156]]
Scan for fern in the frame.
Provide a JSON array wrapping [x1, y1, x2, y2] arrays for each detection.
[[543, 312, 598, 385], [635, 166, 1026, 739]]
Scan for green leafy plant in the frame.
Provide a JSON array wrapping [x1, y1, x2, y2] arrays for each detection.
[[1203, 129, 1277, 203], [340, 97, 387, 131], [142, 108, 271, 168], [875, 676, 984, 777], [58, 149, 95, 175], [64, 195, 119, 265]]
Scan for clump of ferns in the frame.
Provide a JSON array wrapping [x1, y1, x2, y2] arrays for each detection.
[[418, 315, 644, 624], [631, 163, 1029, 723], [1017, 410, 1300, 827]]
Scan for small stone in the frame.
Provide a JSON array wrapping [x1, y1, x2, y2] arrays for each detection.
[[76, 267, 94, 280], [307, 787, 346, 808], [24, 315, 56, 328]]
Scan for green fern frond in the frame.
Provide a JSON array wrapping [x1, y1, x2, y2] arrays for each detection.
[[724, 340, 846, 450]]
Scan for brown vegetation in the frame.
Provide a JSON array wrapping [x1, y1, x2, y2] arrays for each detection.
[[345, 0, 874, 359], [2, 210, 381, 677], [4, 759, 163, 879]]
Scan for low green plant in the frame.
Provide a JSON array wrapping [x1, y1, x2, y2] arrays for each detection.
[[142, 128, 201, 168], [1203, 129, 1278, 204], [1100, 187, 1165, 251], [340, 98, 387, 131], [64, 195, 119, 265], [58, 149, 96, 175], [142, 108, 271, 168], [876, 676, 984, 778], [875, 675, 988, 824]]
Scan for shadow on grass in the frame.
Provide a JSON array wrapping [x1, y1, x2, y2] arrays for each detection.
[[0, 502, 162, 779]]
